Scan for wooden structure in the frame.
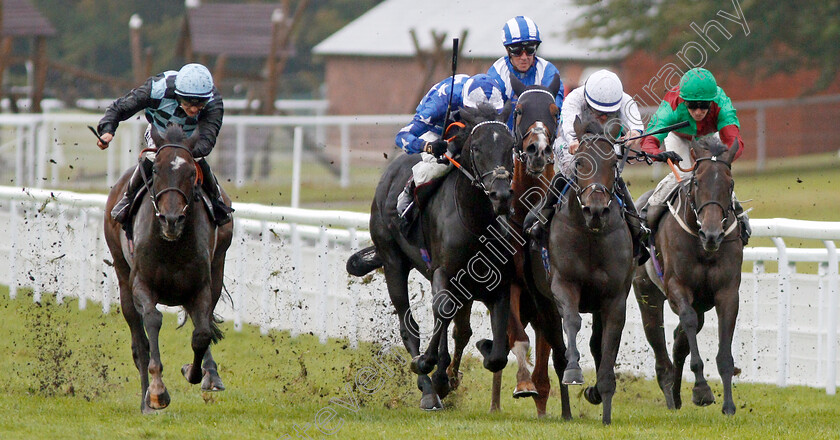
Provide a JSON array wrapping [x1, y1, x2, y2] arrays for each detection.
[[176, 0, 309, 114], [0, 0, 56, 113]]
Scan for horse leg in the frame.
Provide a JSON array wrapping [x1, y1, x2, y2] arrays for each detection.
[[120, 284, 152, 414], [412, 268, 450, 375], [593, 296, 628, 425], [531, 330, 551, 417], [135, 285, 170, 410], [181, 290, 215, 385], [431, 323, 452, 400], [476, 288, 511, 373], [584, 313, 604, 405], [509, 284, 537, 398], [715, 288, 740, 415], [671, 294, 713, 407], [634, 271, 676, 409], [200, 348, 225, 391], [446, 301, 473, 391], [553, 278, 583, 385]]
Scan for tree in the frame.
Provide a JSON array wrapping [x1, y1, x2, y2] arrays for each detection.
[[571, 0, 840, 93]]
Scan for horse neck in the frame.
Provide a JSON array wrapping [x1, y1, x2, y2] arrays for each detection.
[[451, 166, 495, 229], [512, 157, 553, 226]]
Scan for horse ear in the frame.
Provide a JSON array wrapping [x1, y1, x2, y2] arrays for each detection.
[[150, 125, 164, 147], [548, 74, 561, 97], [460, 105, 476, 126], [509, 73, 525, 97], [500, 101, 514, 124], [573, 115, 584, 139], [549, 103, 559, 118], [726, 139, 739, 163], [184, 126, 201, 153], [606, 120, 622, 140], [690, 146, 697, 163]]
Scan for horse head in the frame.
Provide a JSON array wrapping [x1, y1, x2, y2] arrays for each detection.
[[510, 73, 560, 176], [148, 124, 200, 241], [457, 101, 516, 216], [572, 113, 621, 231], [688, 137, 738, 252]]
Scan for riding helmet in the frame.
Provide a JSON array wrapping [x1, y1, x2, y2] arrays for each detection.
[[175, 63, 214, 99], [584, 69, 623, 113], [502, 16, 541, 47], [462, 74, 505, 112], [679, 68, 718, 101]]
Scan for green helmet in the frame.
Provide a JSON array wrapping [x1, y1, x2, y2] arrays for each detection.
[[679, 68, 718, 101]]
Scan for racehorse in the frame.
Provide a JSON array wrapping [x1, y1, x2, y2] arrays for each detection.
[[346, 102, 516, 410], [103, 124, 234, 413], [632, 136, 743, 415], [547, 112, 635, 424]]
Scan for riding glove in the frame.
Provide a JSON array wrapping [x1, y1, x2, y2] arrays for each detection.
[[652, 151, 683, 163]]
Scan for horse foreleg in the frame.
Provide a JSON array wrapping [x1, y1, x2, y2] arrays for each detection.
[[553, 277, 583, 385], [670, 290, 713, 408], [715, 288, 740, 415], [181, 289, 215, 386], [136, 286, 170, 411], [431, 323, 452, 400], [412, 268, 451, 375], [593, 296, 628, 425], [583, 313, 604, 406], [200, 348, 225, 391], [509, 284, 537, 398], [634, 271, 676, 409], [120, 288, 152, 414], [531, 330, 551, 417], [447, 302, 473, 391], [477, 288, 511, 373]]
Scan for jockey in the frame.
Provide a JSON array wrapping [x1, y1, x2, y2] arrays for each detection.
[[525, 69, 650, 262], [96, 63, 233, 227], [640, 67, 751, 245], [395, 73, 505, 224], [487, 15, 564, 129]]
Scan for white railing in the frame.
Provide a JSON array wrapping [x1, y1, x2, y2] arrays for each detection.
[[0, 186, 837, 394]]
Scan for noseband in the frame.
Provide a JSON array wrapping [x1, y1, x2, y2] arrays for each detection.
[[140, 143, 197, 218]]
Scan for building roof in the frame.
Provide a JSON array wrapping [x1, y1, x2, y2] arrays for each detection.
[[2, 0, 56, 37], [313, 0, 625, 61], [182, 3, 286, 57]]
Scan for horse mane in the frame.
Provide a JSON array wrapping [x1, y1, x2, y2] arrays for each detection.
[[163, 123, 188, 144], [692, 136, 728, 157], [578, 110, 605, 137], [451, 102, 502, 146]]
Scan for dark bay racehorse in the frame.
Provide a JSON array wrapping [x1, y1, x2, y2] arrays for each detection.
[[633, 137, 743, 415], [103, 125, 233, 413], [548, 113, 634, 425], [346, 103, 516, 410]]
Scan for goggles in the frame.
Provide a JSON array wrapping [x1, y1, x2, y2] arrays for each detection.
[[685, 100, 711, 110], [507, 43, 538, 56], [177, 95, 210, 108]]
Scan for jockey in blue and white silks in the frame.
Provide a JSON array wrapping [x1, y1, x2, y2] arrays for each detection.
[[487, 15, 564, 129], [395, 74, 470, 155]]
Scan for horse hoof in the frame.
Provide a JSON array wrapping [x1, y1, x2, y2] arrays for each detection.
[[449, 371, 464, 390], [420, 393, 443, 411], [475, 339, 493, 358], [562, 368, 584, 385], [410, 355, 434, 375], [512, 382, 538, 399], [722, 402, 736, 415], [583, 386, 602, 405], [181, 363, 201, 385], [201, 369, 226, 391], [692, 384, 715, 407], [144, 388, 170, 410]]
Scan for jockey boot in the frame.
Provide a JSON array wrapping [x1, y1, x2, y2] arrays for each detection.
[[198, 159, 234, 226], [111, 158, 152, 225], [397, 177, 417, 235], [523, 173, 568, 247], [641, 203, 667, 242], [616, 177, 650, 265], [733, 199, 751, 246]]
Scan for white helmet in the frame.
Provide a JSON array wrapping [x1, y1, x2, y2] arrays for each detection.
[[584, 69, 623, 113], [462, 74, 504, 112], [175, 63, 214, 99]]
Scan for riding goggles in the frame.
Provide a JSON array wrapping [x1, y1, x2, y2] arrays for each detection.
[[507, 43, 538, 57], [177, 95, 210, 108], [685, 100, 711, 110]]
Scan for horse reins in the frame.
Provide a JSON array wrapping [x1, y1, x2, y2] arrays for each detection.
[[443, 120, 513, 197], [668, 154, 738, 237]]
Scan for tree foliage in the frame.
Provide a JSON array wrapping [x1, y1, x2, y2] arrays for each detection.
[[571, 0, 840, 93]]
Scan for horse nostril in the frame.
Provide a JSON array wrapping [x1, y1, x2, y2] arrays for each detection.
[[489, 191, 498, 199], [526, 143, 537, 155], [698, 230, 707, 241], [178, 214, 186, 224]]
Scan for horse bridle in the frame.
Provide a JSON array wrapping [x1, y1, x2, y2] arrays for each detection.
[[573, 133, 619, 209], [687, 154, 734, 227], [459, 120, 514, 197], [513, 89, 557, 163], [140, 143, 197, 218]]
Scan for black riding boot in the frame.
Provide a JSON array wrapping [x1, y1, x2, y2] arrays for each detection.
[[111, 158, 153, 224], [733, 198, 751, 246], [397, 177, 417, 235], [198, 159, 233, 226], [616, 177, 650, 265], [523, 173, 567, 246]]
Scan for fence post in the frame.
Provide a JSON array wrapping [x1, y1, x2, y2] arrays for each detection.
[[318, 227, 329, 344], [292, 126, 303, 208], [756, 107, 766, 172], [15, 125, 24, 186], [772, 237, 790, 387], [823, 240, 837, 395], [260, 221, 271, 335], [235, 121, 246, 187], [9, 200, 19, 299], [340, 123, 350, 188], [751, 260, 764, 380]]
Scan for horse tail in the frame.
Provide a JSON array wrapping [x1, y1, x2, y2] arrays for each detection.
[[210, 319, 224, 344], [346, 245, 383, 276]]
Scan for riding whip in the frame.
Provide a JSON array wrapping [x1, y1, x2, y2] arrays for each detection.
[[441, 38, 459, 140]]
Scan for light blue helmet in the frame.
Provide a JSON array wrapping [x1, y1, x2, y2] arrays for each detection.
[[462, 74, 504, 112], [175, 63, 214, 99], [501, 16, 541, 46]]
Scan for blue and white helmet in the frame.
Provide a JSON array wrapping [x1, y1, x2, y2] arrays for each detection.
[[584, 69, 623, 113], [175, 63, 214, 99], [462, 74, 504, 112], [502, 16, 541, 46]]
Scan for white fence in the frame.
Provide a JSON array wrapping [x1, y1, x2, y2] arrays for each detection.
[[0, 186, 837, 395]]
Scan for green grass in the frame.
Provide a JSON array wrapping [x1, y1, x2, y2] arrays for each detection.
[[1, 289, 838, 439]]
